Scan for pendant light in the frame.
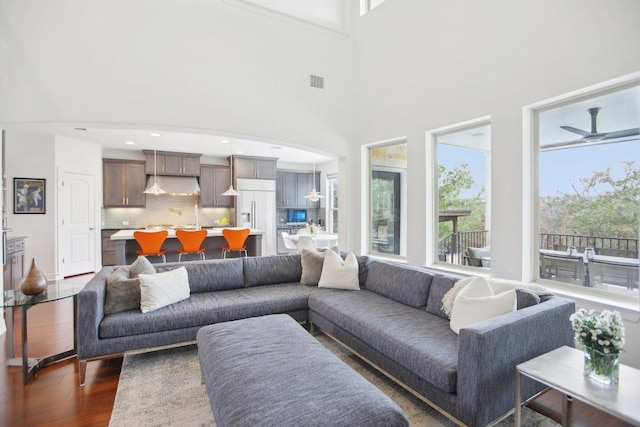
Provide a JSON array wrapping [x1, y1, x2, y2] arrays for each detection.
[[304, 162, 324, 202], [144, 149, 167, 195], [221, 140, 240, 196]]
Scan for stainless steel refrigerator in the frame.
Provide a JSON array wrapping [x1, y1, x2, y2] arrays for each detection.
[[236, 178, 276, 256]]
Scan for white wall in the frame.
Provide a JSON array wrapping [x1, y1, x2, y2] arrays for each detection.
[[350, 0, 640, 367], [0, 0, 353, 159], [5, 132, 57, 277]]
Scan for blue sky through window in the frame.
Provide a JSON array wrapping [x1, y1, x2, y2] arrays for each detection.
[[539, 140, 639, 197]]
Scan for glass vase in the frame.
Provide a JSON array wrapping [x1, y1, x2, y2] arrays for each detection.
[[583, 346, 619, 385]]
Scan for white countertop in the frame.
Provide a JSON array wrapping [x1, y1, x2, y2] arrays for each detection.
[[110, 228, 264, 240]]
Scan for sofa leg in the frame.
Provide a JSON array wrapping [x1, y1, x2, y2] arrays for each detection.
[[78, 359, 87, 386], [309, 322, 315, 334]]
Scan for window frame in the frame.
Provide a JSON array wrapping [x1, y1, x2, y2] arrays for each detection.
[[426, 116, 492, 270], [363, 138, 407, 260], [523, 73, 640, 313], [326, 173, 339, 234]]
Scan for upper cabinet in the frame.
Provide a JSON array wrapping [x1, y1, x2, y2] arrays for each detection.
[[276, 170, 321, 208], [144, 150, 202, 177], [232, 155, 277, 180], [103, 159, 146, 207], [199, 164, 232, 208]]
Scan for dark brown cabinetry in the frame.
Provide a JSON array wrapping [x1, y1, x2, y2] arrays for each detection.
[[103, 159, 146, 207], [199, 165, 232, 207], [233, 156, 277, 180], [101, 230, 117, 266], [276, 171, 321, 208], [144, 150, 201, 176], [3, 237, 25, 292]]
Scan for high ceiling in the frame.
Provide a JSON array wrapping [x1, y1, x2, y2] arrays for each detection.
[[1, 122, 337, 165], [434, 85, 639, 151]]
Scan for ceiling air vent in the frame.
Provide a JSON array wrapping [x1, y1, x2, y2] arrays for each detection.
[[310, 75, 324, 89]]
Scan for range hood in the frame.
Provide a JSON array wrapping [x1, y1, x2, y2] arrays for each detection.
[[144, 176, 200, 196]]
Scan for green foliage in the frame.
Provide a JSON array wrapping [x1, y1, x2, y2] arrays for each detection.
[[540, 161, 639, 239], [438, 163, 486, 239]]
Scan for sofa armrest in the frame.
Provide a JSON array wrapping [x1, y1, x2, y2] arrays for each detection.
[[77, 267, 113, 359], [457, 297, 575, 425]]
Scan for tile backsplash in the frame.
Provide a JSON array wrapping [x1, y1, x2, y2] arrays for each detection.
[[102, 196, 234, 229]]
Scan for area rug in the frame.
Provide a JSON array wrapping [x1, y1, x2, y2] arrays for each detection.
[[109, 334, 559, 427]]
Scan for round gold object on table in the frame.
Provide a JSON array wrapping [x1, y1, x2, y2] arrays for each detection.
[[20, 258, 48, 295]]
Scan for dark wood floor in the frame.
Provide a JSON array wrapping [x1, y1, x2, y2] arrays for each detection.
[[1, 274, 122, 427], [1, 274, 634, 427]]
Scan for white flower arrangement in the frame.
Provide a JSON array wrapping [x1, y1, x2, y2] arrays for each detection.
[[306, 223, 320, 235], [569, 308, 625, 355]]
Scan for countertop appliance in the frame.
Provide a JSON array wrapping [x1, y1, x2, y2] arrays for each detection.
[[236, 178, 276, 256]]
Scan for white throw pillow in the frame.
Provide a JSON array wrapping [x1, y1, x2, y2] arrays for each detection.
[[139, 267, 190, 313], [449, 277, 516, 334], [318, 250, 360, 290]]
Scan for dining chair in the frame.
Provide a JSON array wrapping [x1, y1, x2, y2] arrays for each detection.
[[176, 229, 208, 261], [296, 228, 309, 236], [281, 231, 298, 254], [133, 230, 168, 263], [296, 235, 316, 253], [221, 228, 251, 258]]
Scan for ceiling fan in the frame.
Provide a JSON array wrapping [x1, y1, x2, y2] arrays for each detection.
[[542, 107, 640, 151]]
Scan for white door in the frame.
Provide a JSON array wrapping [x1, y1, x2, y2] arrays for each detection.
[[61, 172, 96, 277]]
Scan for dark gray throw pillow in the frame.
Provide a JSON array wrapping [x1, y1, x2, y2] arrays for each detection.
[[129, 255, 156, 278], [515, 289, 541, 310], [425, 274, 459, 319], [104, 267, 142, 314], [301, 247, 340, 286]]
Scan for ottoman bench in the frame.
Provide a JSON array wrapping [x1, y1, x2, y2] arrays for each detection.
[[196, 314, 409, 427]]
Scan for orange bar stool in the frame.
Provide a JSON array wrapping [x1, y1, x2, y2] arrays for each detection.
[[176, 229, 208, 262], [133, 230, 168, 263], [221, 228, 251, 259]]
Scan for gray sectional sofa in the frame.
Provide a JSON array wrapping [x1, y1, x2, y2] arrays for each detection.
[[77, 253, 575, 427]]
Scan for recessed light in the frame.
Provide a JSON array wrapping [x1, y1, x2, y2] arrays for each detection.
[[236, 150, 243, 154], [221, 140, 230, 144], [74, 127, 88, 131], [150, 133, 161, 137], [125, 141, 136, 145]]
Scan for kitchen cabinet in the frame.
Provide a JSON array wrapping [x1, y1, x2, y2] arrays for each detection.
[[199, 165, 232, 207], [233, 156, 277, 180], [144, 150, 201, 177], [276, 170, 321, 208], [3, 237, 25, 292], [102, 229, 117, 266], [276, 172, 299, 207], [103, 159, 146, 207]]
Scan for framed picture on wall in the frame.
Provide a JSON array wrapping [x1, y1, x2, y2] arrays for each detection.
[[14, 178, 46, 214]]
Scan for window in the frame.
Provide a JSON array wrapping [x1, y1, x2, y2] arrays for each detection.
[[435, 124, 491, 268], [327, 174, 339, 234], [537, 83, 639, 298], [369, 142, 406, 257], [360, 0, 386, 15]]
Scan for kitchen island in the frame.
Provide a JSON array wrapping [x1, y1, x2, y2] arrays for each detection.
[[110, 228, 264, 264]]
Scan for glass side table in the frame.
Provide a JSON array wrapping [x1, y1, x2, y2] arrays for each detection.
[[3, 283, 84, 384], [516, 346, 640, 427]]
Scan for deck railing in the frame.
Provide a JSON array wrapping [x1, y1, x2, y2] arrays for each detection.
[[438, 230, 488, 265], [539, 234, 638, 259], [439, 231, 638, 265]]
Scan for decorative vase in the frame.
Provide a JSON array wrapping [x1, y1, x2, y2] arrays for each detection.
[[583, 346, 619, 385], [19, 258, 48, 295]]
